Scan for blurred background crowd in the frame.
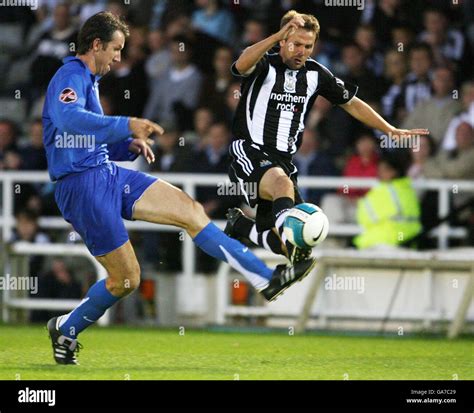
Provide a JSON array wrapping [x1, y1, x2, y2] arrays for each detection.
[[0, 0, 473, 318]]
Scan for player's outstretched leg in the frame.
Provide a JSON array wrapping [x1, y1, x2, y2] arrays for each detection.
[[47, 241, 140, 364], [224, 207, 286, 256], [228, 167, 312, 265], [133, 180, 316, 300]]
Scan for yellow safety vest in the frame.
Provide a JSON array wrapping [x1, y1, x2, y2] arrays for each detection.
[[354, 177, 421, 249]]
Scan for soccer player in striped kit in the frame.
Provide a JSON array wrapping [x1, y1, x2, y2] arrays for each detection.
[[225, 10, 429, 263]]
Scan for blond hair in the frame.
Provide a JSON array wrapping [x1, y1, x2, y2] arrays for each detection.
[[280, 10, 320, 41]]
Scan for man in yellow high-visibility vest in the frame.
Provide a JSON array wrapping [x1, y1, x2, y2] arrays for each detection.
[[354, 151, 421, 249]]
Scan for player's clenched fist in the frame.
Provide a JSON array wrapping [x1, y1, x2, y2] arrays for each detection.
[[129, 117, 164, 144]]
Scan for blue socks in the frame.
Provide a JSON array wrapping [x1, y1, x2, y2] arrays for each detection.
[[58, 279, 119, 338], [193, 222, 273, 290], [58, 223, 273, 339]]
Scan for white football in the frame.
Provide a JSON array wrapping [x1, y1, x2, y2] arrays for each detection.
[[283, 203, 329, 248]]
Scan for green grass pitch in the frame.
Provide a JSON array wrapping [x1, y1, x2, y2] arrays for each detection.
[[0, 325, 472, 380]]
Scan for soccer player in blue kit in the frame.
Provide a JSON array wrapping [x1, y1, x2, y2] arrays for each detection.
[[43, 12, 316, 365]]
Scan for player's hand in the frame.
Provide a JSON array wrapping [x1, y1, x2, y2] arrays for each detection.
[[277, 15, 305, 41], [129, 117, 164, 143], [388, 128, 430, 139], [129, 138, 155, 164]]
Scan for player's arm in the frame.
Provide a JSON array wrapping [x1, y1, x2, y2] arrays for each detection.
[[340, 97, 429, 138], [233, 15, 305, 76], [51, 74, 163, 145]]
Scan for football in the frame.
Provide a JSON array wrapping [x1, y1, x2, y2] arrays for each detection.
[[283, 203, 329, 248]]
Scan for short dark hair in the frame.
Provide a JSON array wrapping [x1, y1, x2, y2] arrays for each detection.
[[15, 208, 38, 222], [77, 11, 129, 55], [0, 118, 19, 138], [380, 150, 412, 178], [409, 42, 434, 61]]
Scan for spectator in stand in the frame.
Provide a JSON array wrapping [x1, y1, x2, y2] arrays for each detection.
[[339, 42, 385, 104], [199, 46, 236, 118], [0, 119, 19, 169], [30, 259, 83, 323], [422, 122, 474, 239], [393, 43, 434, 120], [418, 8, 467, 73], [106, 0, 132, 21], [321, 131, 379, 226], [441, 81, 474, 151], [402, 67, 461, 145], [0, 119, 42, 213], [194, 121, 236, 272], [381, 48, 409, 125], [150, 122, 193, 173], [354, 24, 385, 77], [183, 106, 215, 148], [362, 0, 408, 47], [99, 44, 149, 117], [144, 29, 171, 80], [407, 133, 438, 243], [423, 122, 474, 180], [194, 121, 233, 218], [341, 132, 379, 198], [11, 208, 50, 278], [407, 134, 437, 181], [293, 128, 338, 205], [191, 0, 237, 46], [391, 25, 415, 51], [353, 150, 421, 249], [30, 3, 78, 94], [19, 118, 47, 171], [238, 18, 267, 50], [143, 35, 202, 129]]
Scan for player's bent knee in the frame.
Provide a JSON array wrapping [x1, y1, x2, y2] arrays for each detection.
[[273, 175, 293, 198], [106, 266, 141, 297], [184, 200, 209, 235]]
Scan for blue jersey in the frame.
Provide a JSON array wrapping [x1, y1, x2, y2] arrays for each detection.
[[42, 56, 138, 181]]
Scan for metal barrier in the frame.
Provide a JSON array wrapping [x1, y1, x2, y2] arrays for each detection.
[[1, 171, 473, 323], [3, 242, 109, 325], [215, 248, 474, 338], [2, 171, 473, 244]]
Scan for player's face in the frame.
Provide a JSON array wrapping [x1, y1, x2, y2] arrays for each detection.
[[280, 29, 315, 70], [95, 30, 125, 76]]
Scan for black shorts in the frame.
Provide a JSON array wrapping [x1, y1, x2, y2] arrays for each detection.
[[228, 139, 304, 231]]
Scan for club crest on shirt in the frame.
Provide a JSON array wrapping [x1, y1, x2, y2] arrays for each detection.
[[260, 159, 272, 167], [59, 88, 78, 104], [284, 69, 297, 93]]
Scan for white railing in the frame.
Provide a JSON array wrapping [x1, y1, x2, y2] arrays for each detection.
[[1, 171, 473, 326], [3, 242, 109, 324], [0, 172, 473, 279]]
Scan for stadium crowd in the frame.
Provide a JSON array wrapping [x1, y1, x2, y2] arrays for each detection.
[[0, 0, 473, 310]]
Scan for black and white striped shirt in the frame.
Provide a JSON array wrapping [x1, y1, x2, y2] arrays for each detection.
[[231, 52, 358, 158]]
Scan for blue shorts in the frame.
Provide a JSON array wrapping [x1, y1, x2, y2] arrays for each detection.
[[55, 162, 158, 256]]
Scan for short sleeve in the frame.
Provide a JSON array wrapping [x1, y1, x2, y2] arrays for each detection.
[[318, 64, 358, 105], [231, 54, 269, 78]]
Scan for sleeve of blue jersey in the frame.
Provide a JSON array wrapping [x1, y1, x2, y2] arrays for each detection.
[[49, 73, 131, 145], [107, 138, 139, 162]]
